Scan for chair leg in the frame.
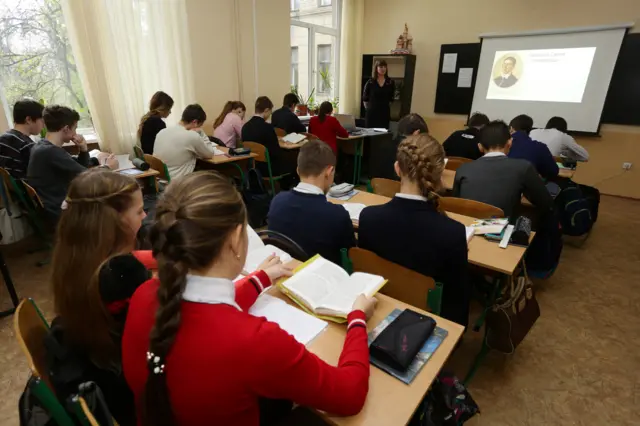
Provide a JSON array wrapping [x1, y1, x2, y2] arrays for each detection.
[[0, 250, 19, 318], [464, 334, 490, 385]]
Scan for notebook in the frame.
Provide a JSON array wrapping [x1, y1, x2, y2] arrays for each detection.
[[368, 308, 448, 384], [470, 218, 508, 235], [341, 203, 366, 223], [119, 168, 144, 176], [243, 226, 292, 274], [282, 133, 307, 144], [279, 255, 387, 322], [249, 294, 328, 345]]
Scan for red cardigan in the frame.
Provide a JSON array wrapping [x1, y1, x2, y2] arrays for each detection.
[[309, 115, 349, 154], [122, 271, 370, 426]]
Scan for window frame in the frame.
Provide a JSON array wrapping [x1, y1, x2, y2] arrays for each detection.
[[291, 46, 299, 88], [290, 0, 300, 12], [318, 0, 332, 6], [290, 0, 341, 105]]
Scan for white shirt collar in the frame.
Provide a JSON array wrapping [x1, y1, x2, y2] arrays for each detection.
[[483, 152, 507, 158], [182, 274, 242, 311], [294, 182, 324, 195], [395, 193, 427, 202], [501, 73, 511, 79]]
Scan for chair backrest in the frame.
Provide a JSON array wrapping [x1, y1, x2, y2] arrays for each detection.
[[242, 141, 268, 164], [274, 127, 287, 137], [440, 197, 504, 219], [0, 167, 15, 204], [371, 178, 400, 198], [22, 181, 44, 208], [133, 146, 144, 160], [349, 247, 437, 311], [445, 157, 472, 171], [14, 299, 50, 381], [143, 154, 170, 182], [257, 230, 310, 261]]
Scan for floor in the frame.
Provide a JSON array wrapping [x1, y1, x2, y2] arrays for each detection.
[[0, 195, 639, 426]]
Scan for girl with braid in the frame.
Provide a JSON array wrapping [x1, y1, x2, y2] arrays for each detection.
[[122, 171, 377, 426], [138, 91, 174, 154], [359, 134, 470, 327]]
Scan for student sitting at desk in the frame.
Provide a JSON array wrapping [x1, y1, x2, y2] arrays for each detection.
[[271, 93, 306, 134], [359, 134, 470, 327], [442, 112, 489, 160], [0, 99, 44, 179], [397, 113, 429, 139], [530, 116, 589, 162], [268, 140, 354, 263], [122, 172, 376, 426], [508, 114, 559, 180], [138, 91, 174, 155], [213, 101, 246, 148], [28, 105, 118, 224], [308, 101, 348, 155], [453, 120, 553, 219], [153, 104, 215, 179]]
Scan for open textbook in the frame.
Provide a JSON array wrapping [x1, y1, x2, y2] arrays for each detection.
[[243, 226, 292, 274], [282, 133, 307, 144], [279, 255, 387, 321]]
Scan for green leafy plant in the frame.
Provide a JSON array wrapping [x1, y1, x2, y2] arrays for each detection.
[[330, 96, 339, 110], [319, 68, 332, 91], [290, 85, 315, 106]]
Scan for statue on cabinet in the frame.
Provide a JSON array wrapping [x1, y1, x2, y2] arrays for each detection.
[[390, 23, 413, 54]]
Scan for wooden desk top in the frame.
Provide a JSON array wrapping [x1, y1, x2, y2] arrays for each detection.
[[558, 167, 575, 179], [198, 146, 257, 165], [278, 137, 308, 150], [331, 191, 530, 275], [273, 260, 464, 426], [117, 168, 159, 179], [337, 131, 390, 141]]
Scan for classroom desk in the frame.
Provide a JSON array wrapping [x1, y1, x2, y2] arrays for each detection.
[[197, 146, 258, 180], [330, 191, 532, 276], [198, 146, 258, 165], [272, 260, 465, 426], [558, 167, 575, 179], [117, 168, 159, 180], [62, 141, 100, 154], [337, 131, 390, 184]]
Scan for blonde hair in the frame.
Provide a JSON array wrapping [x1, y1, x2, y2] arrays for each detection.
[[137, 91, 174, 138], [396, 133, 445, 207]]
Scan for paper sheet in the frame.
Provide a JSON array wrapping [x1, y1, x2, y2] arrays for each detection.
[[212, 147, 226, 156], [457, 68, 474, 88], [249, 294, 328, 345], [342, 203, 366, 222], [442, 53, 457, 73], [116, 154, 134, 170]]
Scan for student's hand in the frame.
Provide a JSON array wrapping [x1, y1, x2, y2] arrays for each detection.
[[105, 154, 119, 170], [72, 134, 88, 152], [352, 294, 377, 321], [258, 254, 294, 282]]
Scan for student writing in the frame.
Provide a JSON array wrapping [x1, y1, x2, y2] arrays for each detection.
[[271, 93, 306, 134], [268, 139, 355, 264], [213, 101, 246, 148], [508, 114, 559, 179], [358, 134, 470, 327], [122, 172, 376, 426], [138, 91, 174, 155], [0, 99, 44, 178], [442, 112, 489, 160], [308, 101, 348, 155], [530, 116, 589, 162]]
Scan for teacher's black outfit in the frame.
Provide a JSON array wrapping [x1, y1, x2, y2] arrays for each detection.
[[362, 77, 395, 129]]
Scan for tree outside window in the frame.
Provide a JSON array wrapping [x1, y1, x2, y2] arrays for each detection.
[[317, 44, 331, 94]]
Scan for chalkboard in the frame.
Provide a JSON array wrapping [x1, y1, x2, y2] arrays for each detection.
[[434, 43, 481, 115], [434, 35, 640, 126]]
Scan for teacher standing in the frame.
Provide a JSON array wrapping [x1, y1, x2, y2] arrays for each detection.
[[362, 59, 395, 129]]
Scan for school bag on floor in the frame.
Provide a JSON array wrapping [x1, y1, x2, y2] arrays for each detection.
[[555, 182, 593, 236], [409, 372, 479, 425], [241, 167, 271, 228]]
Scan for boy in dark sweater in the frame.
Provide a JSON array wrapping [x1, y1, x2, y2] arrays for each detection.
[[0, 99, 44, 178], [268, 140, 355, 263], [442, 112, 489, 160]]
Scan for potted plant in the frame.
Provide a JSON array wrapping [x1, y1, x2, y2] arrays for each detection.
[[291, 85, 315, 116]]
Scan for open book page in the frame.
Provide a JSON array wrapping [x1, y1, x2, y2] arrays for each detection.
[[315, 272, 384, 316], [282, 133, 306, 144], [244, 245, 292, 274], [341, 203, 366, 222], [249, 294, 327, 345], [282, 257, 350, 312]]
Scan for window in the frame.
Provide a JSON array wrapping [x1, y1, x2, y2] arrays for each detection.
[[291, 47, 299, 87], [317, 45, 331, 93], [290, 0, 300, 11], [290, 0, 340, 107], [0, 0, 94, 135]]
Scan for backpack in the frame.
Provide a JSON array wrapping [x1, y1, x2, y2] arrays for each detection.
[[241, 167, 271, 228], [555, 182, 593, 236], [19, 376, 53, 426], [409, 372, 480, 425], [578, 183, 600, 223]]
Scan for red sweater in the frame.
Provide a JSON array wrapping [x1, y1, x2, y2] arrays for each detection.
[[122, 271, 370, 426], [309, 115, 349, 154]]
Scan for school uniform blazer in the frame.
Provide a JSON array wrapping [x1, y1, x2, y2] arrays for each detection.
[[358, 196, 470, 327], [241, 116, 286, 176]]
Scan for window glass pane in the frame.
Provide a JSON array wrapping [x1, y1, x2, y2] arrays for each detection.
[[0, 0, 94, 134], [290, 0, 335, 29], [290, 0, 300, 11], [290, 26, 309, 99], [314, 36, 335, 100]]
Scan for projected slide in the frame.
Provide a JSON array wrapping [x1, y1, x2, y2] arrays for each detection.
[[486, 47, 596, 103]]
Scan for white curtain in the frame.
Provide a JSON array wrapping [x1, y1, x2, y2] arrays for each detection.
[[339, 0, 365, 116], [61, 0, 195, 154]]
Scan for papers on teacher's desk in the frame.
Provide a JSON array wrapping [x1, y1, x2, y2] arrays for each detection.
[[243, 226, 292, 274], [341, 203, 366, 223], [282, 133, 307, 144], [249, 294, 327, 345]]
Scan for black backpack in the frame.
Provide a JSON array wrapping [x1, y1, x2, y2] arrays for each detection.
[[555, 182, 593, 236], [241, 167, 271, 228]]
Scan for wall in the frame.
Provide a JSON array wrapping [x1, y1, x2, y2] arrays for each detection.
[[185, 0, 290, 133], [363, 0, 640, 198]]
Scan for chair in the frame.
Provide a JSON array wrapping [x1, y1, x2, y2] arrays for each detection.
[[0, 238, 19, 318], [445, 156, 473, 171], [133, 146, 144, 160], [440, 197, 504, 219], [370, 178, 400, 198], [143, 154, 171, 183], [72, 396, 100, 426], [274, 127, 287, 137], [242, 141, 290, 196], [14, 299, 76, 425], [21, 181, 52, 266], [257, 230, 309, 262], [348, 247, 442, 314]]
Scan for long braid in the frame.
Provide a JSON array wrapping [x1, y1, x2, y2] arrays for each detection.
[[397, 134, 445, 211]]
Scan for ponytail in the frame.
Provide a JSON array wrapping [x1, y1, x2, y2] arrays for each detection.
[[138, 91, 174, 138], [214, 101, 246, 129], [318, 101, 333, 123]]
